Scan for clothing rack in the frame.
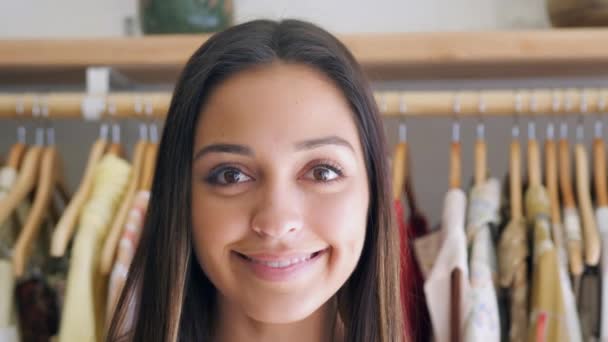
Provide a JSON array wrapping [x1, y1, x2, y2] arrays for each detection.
[[1, 88, 608, 119]]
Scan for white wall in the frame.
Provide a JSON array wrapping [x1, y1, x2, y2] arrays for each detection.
[[0, 0, 550, 38]]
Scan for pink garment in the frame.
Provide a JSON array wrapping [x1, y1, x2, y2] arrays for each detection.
[[106, 190, 150, 323]]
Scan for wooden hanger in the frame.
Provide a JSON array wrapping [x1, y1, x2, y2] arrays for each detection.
[[106, 123, 123, 157], [575, 133, 600, 266], [7, 143, 27, 170], [140, 141, 159, 191], [50, 136, 107, 257], [0, 146, 43, 227], [559, 125, 584, 276], [139, 101, 160, 191], [404, 148, 421, 218], [594, 123, 608, 208], [527, 127, 541, 188], [7, 104, 29, 170], [105, 103, 124, 157], [13, 122, 65, 277], [449, 137, 461, 190], [101, 112, 158, 274], [448, 102, 461, 342], [450, 122, 462, 189], [474, 125, 486, 186], [510, 135, 523, 220], [474, 98, 487, 186], [99, 132, 147, 275], [107, 143, 123, 157], [392, 124, 408, 201], [545, 124, 566, 253]]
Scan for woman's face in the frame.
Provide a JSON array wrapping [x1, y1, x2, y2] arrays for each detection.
[[191, 62, 369, 323]]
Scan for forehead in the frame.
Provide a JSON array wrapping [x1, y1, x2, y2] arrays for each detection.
[[194, 62, 361, 148]]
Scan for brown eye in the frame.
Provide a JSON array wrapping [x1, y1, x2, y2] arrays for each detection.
[[206, 167, 252, 185], [306, 165, 342, 182], [223, 170, 242, 183], [313, 167, 333, 181]]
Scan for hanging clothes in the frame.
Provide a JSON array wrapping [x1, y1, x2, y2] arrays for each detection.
[[496, 178, 512, 342], [15, 272, 61, 342], [598, 207, 608, 340], [498, 211, 528, 340], [59, 154, 130, 342], [577, 267, 600, 341], [552, 217, 582, 342], [463, 178, 501, 341], [395, 199, 412, 337], [526, 184, 567, 341], [424, 189, 469, 342], [563, 207, 583, 279], [13, 202, 66, 342], [395, 198, 432, 342], [0, 166, 18, 342], [106, 190, 149, 324]]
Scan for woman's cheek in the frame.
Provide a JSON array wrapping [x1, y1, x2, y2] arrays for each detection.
[[305, 185, 368, 263], [191, 192, 250, 279]]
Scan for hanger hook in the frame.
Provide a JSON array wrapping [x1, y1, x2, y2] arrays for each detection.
[[528, 91, 537, 141], [547, 121, 555, 140], [512, 91, 523, 139], [145, 98, 158, 143], [477, 92, 485, 141], [547, 89, 561, 140], [32, 95, 45, 146], [452, 93, 461, 143], [577, 89, 587, 142], [42, 95, 54, 146], [16, 96, 26, 144], [108, 99, 121, 145], [596, 89, 606, 139], [134, 95, 147, 141], [398, 94, 407, 142]]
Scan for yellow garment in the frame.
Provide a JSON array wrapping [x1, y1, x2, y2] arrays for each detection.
[[0, 166, 18, 331], [59, 155, 130, 342], [525, 184, 566, 342], [0, 166, 29, 342], [498, 216, 528, 342]]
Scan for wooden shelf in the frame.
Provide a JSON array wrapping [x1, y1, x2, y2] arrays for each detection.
[[2, 29, 608, 84]]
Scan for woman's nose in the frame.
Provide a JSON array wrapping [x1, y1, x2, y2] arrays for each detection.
[[250, 186, 303, 239]]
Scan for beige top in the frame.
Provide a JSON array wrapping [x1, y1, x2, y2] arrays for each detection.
[[59, 155, 131, 342], [424, 189, 469, 342], [525, 184, 567, 341]]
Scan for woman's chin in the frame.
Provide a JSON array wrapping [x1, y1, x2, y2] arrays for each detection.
[[244, 302, 320, 324]]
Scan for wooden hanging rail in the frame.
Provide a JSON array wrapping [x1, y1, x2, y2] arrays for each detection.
[[3, 29, 608, 83], [0, 88, 606, 119]]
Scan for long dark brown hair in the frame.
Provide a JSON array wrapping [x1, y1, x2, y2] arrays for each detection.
[[107, 19, 405, 342]]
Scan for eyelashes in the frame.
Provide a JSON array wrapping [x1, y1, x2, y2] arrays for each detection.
[[203, 160, 345, 187], [204, 163, 252, 186]]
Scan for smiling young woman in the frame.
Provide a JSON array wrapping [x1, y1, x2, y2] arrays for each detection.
[[107, 19, 406, 342]]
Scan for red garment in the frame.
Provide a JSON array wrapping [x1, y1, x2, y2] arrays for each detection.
[[395, 199, 432, 342]]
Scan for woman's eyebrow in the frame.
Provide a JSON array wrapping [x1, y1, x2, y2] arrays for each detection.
[[194, 143, 254, 160], [294, 136, 354, 152], [194, 136, 354, 161]]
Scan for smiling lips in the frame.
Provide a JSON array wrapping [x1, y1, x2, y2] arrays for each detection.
[[239, 250, 323, 268], [234, 248, 328, 281]]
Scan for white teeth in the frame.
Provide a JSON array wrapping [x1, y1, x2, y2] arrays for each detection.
[[249, 254, 316, 268]]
